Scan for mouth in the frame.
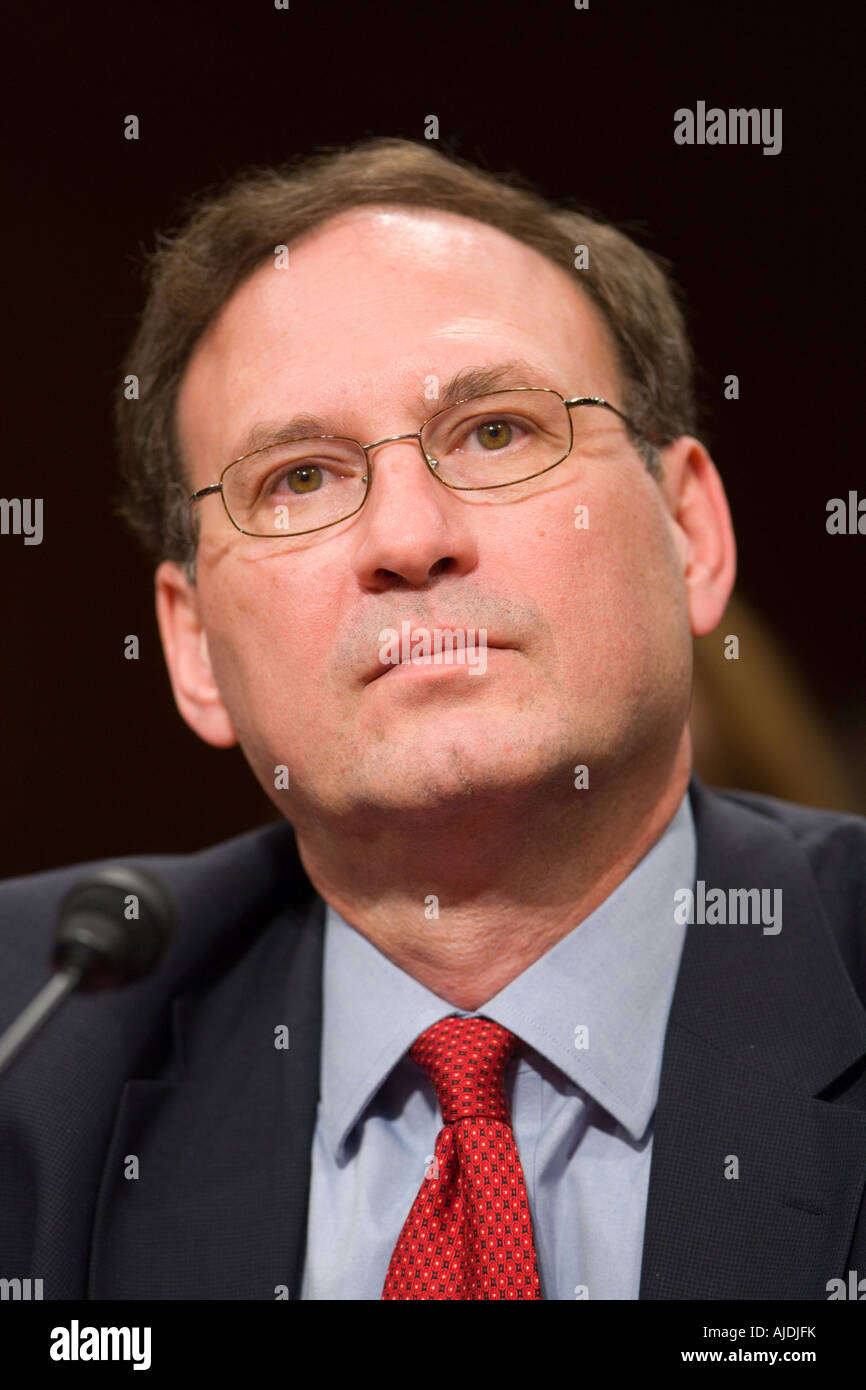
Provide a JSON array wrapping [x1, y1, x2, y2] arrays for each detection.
[[362, 628, 513, 685]]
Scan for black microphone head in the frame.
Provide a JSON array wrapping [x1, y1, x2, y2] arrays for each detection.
[[52, 865, 176, 992]]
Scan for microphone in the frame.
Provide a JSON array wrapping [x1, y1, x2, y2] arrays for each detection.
[[0, 865, 176, 1079]]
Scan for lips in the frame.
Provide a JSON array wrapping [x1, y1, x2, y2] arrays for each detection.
[[363, 628, 510, 685]]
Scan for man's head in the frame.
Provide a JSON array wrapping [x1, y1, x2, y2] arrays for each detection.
[[117, 139, 735, 839]]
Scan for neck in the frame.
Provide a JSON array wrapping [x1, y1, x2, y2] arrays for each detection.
[[293, 734, 692, 1010]]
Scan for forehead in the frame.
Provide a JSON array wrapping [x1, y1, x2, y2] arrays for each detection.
[[176, 205, 624, 474]]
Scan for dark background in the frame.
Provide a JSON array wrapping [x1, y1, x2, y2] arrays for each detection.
[[1, 0, 863, 877]]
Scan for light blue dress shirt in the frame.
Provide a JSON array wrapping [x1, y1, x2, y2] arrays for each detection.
[[300, 792, 694, 1300]]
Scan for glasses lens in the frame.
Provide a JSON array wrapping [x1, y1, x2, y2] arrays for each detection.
[[224, 438, 367, 535], [422, 389, 572, 488]]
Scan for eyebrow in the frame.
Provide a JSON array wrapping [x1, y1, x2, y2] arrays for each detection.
[[232, 358, 556, 458]]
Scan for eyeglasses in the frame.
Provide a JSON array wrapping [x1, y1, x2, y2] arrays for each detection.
[[189, 387, 646, 539]]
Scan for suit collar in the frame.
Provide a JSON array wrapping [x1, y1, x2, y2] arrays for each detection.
[[320, 790, 695, 1157]]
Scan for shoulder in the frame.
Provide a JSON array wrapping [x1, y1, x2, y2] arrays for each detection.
[[700, 782, 866, 890], [692, 780, 866, 985], [0, 819, 308, 1008], [0, 821, 313, 1294]]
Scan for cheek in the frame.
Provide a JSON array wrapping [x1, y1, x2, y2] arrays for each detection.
[[512, 480, 687, 669], [198, 565, 341, 729]]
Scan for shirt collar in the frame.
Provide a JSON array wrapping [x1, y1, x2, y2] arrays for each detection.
[[318, 791, 694, 1159]]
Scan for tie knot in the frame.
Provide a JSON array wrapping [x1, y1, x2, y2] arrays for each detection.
[[409, 1016, 520, 1125]]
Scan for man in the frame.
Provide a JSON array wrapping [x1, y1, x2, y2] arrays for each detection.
[[2, 138, 865, 1301]]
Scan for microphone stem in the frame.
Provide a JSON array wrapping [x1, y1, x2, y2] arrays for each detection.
[[0, 966, 84, 1078]]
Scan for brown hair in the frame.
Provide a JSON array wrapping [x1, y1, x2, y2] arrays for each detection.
[[114, 137, 697, 576]]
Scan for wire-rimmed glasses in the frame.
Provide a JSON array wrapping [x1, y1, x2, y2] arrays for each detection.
[[189, 387, 645, 538]]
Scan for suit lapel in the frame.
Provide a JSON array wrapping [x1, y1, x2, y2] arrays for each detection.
[[87, 830, 324, 1300], [639, 779, 866, 1298]]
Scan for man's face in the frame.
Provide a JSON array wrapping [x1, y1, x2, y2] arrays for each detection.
[[168, 206, 697, 831]]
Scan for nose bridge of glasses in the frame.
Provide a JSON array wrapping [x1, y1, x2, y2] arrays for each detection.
[[362, 428, 426, 458]]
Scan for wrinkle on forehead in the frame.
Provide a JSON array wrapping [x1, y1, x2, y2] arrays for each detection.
[[430, 317, 506, 340]]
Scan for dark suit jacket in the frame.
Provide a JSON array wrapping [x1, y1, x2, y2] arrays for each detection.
[[2, 776, 866, 1300]]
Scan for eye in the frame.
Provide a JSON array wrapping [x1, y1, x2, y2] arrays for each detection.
[[474, 419, 513, 451], [285, 465, 324, 494], [453, 413, 535, 455]]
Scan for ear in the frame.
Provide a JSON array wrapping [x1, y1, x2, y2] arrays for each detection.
[[154, 561, 238, 748], [658, 436, 737, 637]]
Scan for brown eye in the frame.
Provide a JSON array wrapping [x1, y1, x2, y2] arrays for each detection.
[[287, 465, 323, 493], [476, 420, 513, 450]]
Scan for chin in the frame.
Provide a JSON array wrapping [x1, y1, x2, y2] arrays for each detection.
[[356, 739, 552, 813]]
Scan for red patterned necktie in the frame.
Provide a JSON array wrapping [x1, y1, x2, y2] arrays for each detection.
[[382, 1014, 542, 1300]]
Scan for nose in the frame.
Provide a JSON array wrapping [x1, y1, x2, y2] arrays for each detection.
[[350, 434, 478, 590]]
